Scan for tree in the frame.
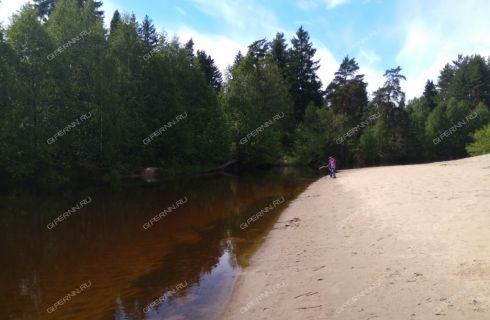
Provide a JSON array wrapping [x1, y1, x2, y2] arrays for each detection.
[[448, 55, 490, 106], [326, 56, 368, 122], [6, 4, 56, 182], [196, 50, 222, 91], [109, 10, 121, 35], [368, 67, 409, 163], [324, 57, 368, 165], [184, 39, 194, 58], [287, 26, 323, 121], [294, 104, 341, 165], [422, 80, 438, 112], [438, 63, 455, 99], [233, 50, 243, 66], [34, 0, 103, 21], [466, 124, 490, 156], [270, 32, 288, 75], [247, 39, 269, 67], [139, 15, 159, 51], [222, 53, 293, 164]]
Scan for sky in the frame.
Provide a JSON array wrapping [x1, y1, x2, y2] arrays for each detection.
[[1, 0, 490, 99]]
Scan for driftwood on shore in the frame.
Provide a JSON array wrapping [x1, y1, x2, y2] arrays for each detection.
[[206, 159, 240, 173]]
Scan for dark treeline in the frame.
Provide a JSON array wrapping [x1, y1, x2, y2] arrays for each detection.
[[1, 0, 489, 189]]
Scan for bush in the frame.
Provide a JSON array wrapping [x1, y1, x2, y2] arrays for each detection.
[[466, 124, 490, 156]]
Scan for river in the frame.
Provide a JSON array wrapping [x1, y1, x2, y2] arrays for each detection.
[[0, 167, 316, 320]]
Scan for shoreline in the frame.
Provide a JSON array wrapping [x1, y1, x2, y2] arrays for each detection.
[[221, 155, 490, 319]]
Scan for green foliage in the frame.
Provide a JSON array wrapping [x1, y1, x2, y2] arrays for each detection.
[[287, 26, 324, 122], [358, 120, 386, 164], [222, 53, 293, 164], [1, 0, 489, 189], [466, 124, 490, 156], [196, 50, 222, 91], [326, 56, 368, 126], [294, 104, 341, 165]]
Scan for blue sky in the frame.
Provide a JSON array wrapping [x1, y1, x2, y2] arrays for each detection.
[[2, 0, 490, 99]]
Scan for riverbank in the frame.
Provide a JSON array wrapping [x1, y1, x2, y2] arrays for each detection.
[[221, 155, 490, 319]]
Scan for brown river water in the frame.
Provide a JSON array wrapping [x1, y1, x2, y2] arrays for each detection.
[[0, 167, 316, 320]]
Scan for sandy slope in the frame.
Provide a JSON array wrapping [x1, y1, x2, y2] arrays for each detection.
[[220, 155, 490, 320]]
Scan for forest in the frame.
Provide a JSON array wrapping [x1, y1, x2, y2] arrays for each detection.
[[1, 0, 489, 189]]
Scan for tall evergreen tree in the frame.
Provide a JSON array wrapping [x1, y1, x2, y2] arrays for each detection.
[[448, 55, 490, 106], [438, 63, 455, 99], [270, 32, 288, 75], [288, 26, 323, 122], [247, 39, 269, 67], [139, 14, 158, 51], [184, 39, 195, 58], [109, 10, 121, 35], [422, 80, 438, 112], [326, 56, 368, 122], [196, 50, 222, 91]]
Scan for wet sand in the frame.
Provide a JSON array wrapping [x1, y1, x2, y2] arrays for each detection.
[[221, 155, 490, 319]]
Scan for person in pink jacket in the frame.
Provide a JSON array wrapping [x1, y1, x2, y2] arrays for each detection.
[[328, 156, 336, 178]]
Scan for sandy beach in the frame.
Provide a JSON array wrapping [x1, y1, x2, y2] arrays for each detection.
[[221, 155, 490, 320]]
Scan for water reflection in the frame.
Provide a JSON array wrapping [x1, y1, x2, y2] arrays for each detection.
[[0, 167, 315, 319]]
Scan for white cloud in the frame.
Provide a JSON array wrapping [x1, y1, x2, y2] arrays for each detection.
[[357, 48, 380, 65], [188, 0, 281, 37], [102, 0, 121, 26], [296, 0, 350, 10], [171, 26, 248, 73], [395, 0, 490, 99], [325, 0, 349, 9], [361, 65, 385, 97], [0, 0, 30, 25], [315, 46, 339, 87]]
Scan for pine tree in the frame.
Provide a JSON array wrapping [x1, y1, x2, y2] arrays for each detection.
[[196, 50, 222, 91], [270, 32, 288, 75], [326, 56, 368, 122], [247, 39, 269, 67], [288, 26, 323, 122], [437, 63, 455, 99], [139, 14, 159, 51], [422, 80, 438, 112], [109, 10, 121, 35], [448, 55, 490, 106], [185, 39, 195, 58], [233, 51, 243, 66]]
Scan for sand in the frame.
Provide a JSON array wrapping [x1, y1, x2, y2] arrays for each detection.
[[221, 155, 490, 320]]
